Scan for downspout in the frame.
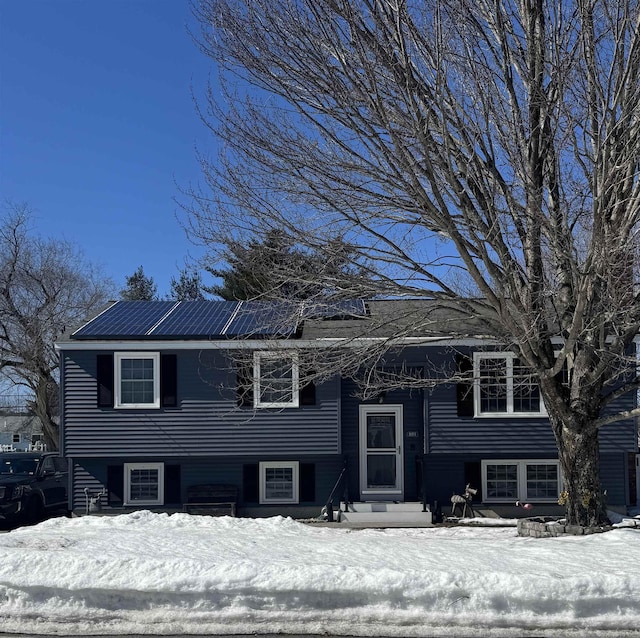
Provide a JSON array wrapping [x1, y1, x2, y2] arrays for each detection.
[[422, 381, 429, 512], [59, 348, 73, 514]]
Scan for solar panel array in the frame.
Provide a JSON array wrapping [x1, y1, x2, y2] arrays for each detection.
[[72, 301, 178, 338], [71, 299, 367, 340], [225, 301, 299, 337], [149, 300, 237, 337]]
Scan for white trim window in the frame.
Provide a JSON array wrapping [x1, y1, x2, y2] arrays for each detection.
[[473, 352, 544, 417], [115, 352, 160, 409], [254, 352, 299, 408], [481, 460, 561, 502], [124, 462, 164, 506], [259, 461, 299, 504]]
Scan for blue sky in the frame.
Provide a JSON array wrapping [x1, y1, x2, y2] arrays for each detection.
[[1, 0, 216, 297]]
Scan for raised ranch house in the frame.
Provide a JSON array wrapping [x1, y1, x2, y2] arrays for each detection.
[[55, 300, 638, 522]]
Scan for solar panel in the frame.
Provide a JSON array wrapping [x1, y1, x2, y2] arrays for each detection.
[[224, 301, 300, 337], [72, 301, 178, 338], [149, 301, 239, 337]]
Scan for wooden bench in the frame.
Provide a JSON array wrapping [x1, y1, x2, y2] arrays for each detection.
[[184, 483, 238, 517]]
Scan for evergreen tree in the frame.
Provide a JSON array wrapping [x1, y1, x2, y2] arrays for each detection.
[[120, 266, 158, 301], [170, 268, 205, 301], [206, 229, 361, 301]]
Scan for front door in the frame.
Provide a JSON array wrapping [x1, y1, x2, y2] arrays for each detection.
[[359, 405, 404, 500]]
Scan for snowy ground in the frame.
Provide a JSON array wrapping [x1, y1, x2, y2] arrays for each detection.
[[0, 511, 639, 637]]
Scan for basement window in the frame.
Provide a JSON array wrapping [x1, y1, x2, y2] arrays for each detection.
[[481, 460, 561, 503], [259, 461, 299, 504], [124, 463, 164, 506]]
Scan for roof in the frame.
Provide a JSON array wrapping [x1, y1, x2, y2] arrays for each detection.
[[56, 298, 493, 346], [301, 299, 492, 340]]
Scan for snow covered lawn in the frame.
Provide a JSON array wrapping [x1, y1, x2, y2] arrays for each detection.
[[0, 511, 638, 637]]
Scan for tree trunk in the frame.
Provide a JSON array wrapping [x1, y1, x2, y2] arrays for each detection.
[[31, 375, 59, 452], [554, 419, 609, 527]]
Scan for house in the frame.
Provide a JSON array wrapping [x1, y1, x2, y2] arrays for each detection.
[[0, 399, 44, 452], [55, 299, 638, 520]]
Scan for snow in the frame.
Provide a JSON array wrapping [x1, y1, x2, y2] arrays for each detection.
[[0, 512, 639, 637]]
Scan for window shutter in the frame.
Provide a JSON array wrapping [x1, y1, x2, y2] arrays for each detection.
[[97, 354, 114, 408], [161, 354, 178, 407], [107, 464, 124, 505], [243, 463, 259, 502], [164, 464, 181, 503], [299, 463, 316, 502], [456, 354, 474, 417], [236, 364, 254, 408], [299, 370, 316, 406]]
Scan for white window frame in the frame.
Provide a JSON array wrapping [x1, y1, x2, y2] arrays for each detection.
[[124, 462, 164, 506], [259, 461, 300, 504], [114, 352, 160, 409], [481, 459, 562, 503], [473, 352, 545, 417], [253, 352, 299, 409]]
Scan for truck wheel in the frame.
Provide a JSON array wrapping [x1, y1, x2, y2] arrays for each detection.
[[23, 497, 43, 525]]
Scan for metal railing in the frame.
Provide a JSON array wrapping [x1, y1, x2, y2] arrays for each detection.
[[323, 457, 349, 522]]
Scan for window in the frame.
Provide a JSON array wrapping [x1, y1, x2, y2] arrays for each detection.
[[115, 353, 160, 409], [259, 461, 299, 504], [12, 434, 21, 444], [482, 460, 561, 502], [124, 463, 164, 506], [41, 457, 56, 474], [474, 353, 543, 416], [254, 352, 299, 408], [53, 457, 67, 473]]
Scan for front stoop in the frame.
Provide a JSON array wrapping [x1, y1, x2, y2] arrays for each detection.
[[336, 502, 433, 525]]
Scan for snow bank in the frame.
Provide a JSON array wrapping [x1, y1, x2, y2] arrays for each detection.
[[0, 511, 638, 636]]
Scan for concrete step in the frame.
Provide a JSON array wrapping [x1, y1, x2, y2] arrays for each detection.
[[338, 510, 433, 525], [339, 501, 430, 513], [336, 502, 433, 525]]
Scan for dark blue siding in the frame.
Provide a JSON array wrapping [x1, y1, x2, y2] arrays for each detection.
[[600, 452, 629, 505], [338, 346, 636, 507], [63, 343, 636, 511], [62, 350, 340, 457], [71, 455, 344, 511], [421, 452, 630, 507]]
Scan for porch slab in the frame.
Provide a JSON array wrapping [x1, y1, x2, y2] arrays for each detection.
[[337, 511, 434, 524], [336, 502, 433, 525], [339, 501, 430, 513]]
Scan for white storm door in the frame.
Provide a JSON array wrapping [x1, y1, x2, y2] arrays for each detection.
[[359, 405, 404, 499]]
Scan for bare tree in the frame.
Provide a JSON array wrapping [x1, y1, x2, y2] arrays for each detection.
[[187, 0, 640, 525], [0, 203, 114, 450]]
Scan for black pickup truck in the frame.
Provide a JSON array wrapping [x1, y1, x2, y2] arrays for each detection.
[[0, 452, 69, 526]]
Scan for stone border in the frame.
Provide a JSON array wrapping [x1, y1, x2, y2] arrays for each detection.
[[517, 516, 613, 538]]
